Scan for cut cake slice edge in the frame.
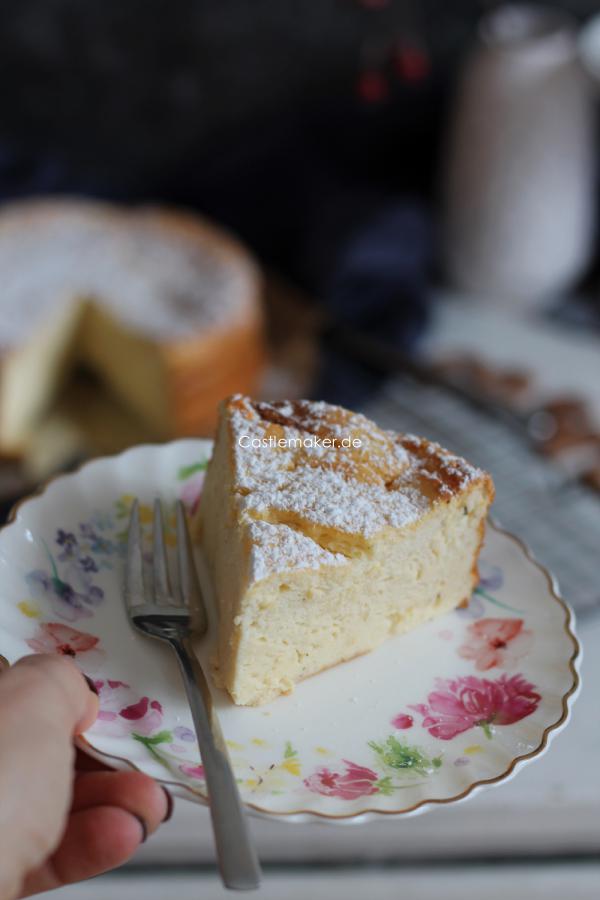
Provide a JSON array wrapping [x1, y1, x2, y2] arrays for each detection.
[[196, 395, 495, 706]]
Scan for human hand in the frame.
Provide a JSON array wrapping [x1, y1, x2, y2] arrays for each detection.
[[0, 654, 172, 899]]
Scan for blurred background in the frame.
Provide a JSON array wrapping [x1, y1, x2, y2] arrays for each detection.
[[0, 1, 599, 898]]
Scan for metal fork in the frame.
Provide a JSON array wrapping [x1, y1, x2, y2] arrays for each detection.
[[124, 498, 261, 891]]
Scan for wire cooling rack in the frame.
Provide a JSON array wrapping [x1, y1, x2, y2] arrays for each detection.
[[365, 376, 600, 617]]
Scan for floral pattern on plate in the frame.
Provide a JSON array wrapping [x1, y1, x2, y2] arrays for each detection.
[[0, 440, 580, 822]]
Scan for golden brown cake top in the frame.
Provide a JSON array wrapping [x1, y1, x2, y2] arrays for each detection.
[[222, 395, 490, 581]]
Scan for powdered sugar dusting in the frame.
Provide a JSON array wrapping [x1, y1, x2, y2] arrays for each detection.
[[247, 520, 347, 582], [0, 201, 255, 344], [224, 396, 486, 583], [240, 469, 427, 535]]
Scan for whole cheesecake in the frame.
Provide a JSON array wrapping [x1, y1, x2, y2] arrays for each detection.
[[197, 395, 495, 706], [0, 198, 264, 463]]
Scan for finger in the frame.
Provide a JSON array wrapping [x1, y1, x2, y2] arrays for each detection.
[[70, 770, 171, 836], [1, 654, 98, 734], [19, 805, 146, 897], [0, 655, 99, 891]]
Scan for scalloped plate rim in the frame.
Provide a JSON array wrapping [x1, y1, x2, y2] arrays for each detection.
[[0, 440, 582, 825]]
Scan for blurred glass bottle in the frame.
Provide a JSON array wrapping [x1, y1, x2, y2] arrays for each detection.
[[441, 4, 595, 309]]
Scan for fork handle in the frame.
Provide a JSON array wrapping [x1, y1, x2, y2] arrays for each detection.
[[170, 636, 261, 891]]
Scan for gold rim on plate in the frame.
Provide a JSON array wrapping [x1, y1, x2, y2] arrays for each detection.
[[0, 449, 581, 822]]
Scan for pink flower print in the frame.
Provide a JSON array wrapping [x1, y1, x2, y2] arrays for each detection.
[[391, 713, 414, 730], [93, 680, 164, 737], [410, 674, 541, 741], [26, 622, 105, 671], [180, 763, 205, 780], [492, 673, 542, 726], [304, 761, 380, 800], [180, 472, 205, 514], [458, 618, 533, 671], [27, 622, 98, 656]]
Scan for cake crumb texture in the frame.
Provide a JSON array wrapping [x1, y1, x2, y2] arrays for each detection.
[[198, 395, 495, 705]]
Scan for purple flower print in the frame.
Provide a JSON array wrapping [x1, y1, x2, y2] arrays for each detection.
[[25, 534, 106, 622], [77, 517, 122, 562], [56, 530, 78, 559], [174, 726, 196, 742], [455, 592, 485, 621], [456, 562, 515, 620], [78, 555, 98, 574], [26, 569, 93, 622], [478, 562, 504, 592]]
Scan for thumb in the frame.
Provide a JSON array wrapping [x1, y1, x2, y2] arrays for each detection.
[[0, 654, 99, 899], [1, 653, 99, 734]]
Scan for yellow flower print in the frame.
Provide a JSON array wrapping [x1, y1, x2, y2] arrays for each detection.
[[239, 741, 302, 795], [17, 600, 41, 618], [139, 505, 153, 524], [117, 494, 153, 523], [281, 758, 301, 776]]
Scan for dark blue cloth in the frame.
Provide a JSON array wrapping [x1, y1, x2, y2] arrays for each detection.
[[308, 192, 433, 405]]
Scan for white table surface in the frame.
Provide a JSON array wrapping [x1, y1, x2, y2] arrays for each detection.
[[56, 863, 600, 900], [421, 294, 600, 426]]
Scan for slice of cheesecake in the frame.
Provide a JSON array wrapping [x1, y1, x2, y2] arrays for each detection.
[[197, 395, 495, 706]]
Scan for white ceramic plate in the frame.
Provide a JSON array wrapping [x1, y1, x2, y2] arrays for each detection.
[[0, 440, 580, 823]]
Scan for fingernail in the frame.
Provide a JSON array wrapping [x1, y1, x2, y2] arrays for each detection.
[[82, 674, 99, 696], [133, 814, 148, 843], [161, 787, 174, 822]]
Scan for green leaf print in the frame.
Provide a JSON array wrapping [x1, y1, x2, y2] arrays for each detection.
[[177, 461, 208, 480], [114, 498, 131, 520], [474, 586, 523, 614], [132, 730, 173, 755], [143, 730, 173, 745], [368, 735, 441, 777], [479, 722, 493, 740], [284, 741, 298, 759], [374, 775, 395, 795]]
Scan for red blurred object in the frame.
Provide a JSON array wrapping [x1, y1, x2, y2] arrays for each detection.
[[394, 44, 430, 82], [356, 69, 389, 103]]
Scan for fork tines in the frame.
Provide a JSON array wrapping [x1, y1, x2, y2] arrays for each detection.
[[125, 498, 206, 630]]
